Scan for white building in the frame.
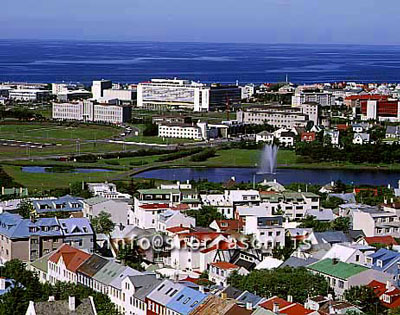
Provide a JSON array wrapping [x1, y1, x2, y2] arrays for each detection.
[[243, 216, 285, 251], [292, 90, 335, 107], [101, 89, 136, 103], [137, 79, 210, 111], [9, 89, 50, 101], [87, 182, 131, 199], [353, 133, 370, 145], [156, 210, 195, 233], [321, 243, 375, 266], [52, 100, 131, 124], [208, 262, 248, 286], [255, 131, 274, 144], [158, 123, 204, 140], [92, 80, 112, 100], [353, 210, 400, 237], [83, 197, 131, 226]]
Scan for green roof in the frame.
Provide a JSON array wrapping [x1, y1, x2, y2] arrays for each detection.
[[92, 260, 126, 285], [307, 259, 368, 280], [181, 198, 201, 203], [1, 187, 28, 197], [30, 251, 53, 273], [84, 196, 108, 206], [138, 189, 180, 194]]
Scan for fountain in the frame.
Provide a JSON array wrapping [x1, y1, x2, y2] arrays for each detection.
[[258, 144, 279, 174]]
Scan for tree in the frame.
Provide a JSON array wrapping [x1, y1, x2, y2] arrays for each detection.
[[272, 235, 295, 260], [117, 243, 144, 271], [331, 217, 350, 232], [0, 260, 120, 315], [91, 211, 115, 234], [70, 181, 92, 199], [17, 199, 35, 219], [344, 285, 385, 314], [228, 267, 330, 303], [142, 123, 158, 136], [186, 206, 225, 227]]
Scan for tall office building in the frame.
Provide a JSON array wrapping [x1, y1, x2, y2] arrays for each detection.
[[91, 80, 112, 100], [137, 78, 241, 112]]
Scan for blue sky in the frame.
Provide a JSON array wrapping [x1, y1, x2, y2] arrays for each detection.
[[1, 0, 399, 44]]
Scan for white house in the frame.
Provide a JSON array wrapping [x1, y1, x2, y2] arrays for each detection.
[[156, 210, 195, 232], [208, 261, 248, 286], [321, 243, 375, 266], [256, 131, 274, 144], [353, 133, 370, 145]]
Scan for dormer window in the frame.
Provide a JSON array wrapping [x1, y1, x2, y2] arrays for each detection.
[[383, 294, 391, 304], [377, 260, 383, 268]]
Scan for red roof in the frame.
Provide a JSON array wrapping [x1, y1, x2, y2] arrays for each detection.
[[171, 204, 190, 211], [281, 303, 314, 315], [364, 236, 398, 246], [354, 188, 378, 196], [210, 261, 239, 270], [260, 297, 292, 310], [213, 219, 244, 232], [166, 226, 191, 234], [49, 244, 91, 273], [301, 132, 316, 142], [345, 95, 388, 101], [200, 240, 245, 253], [139, 203, 170, 210], [368, 280, 400, 309], [260, 297, 313, 314], [335, 124, 349, 131]]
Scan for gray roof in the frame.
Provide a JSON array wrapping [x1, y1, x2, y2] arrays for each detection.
[[236, 290, 264, 307], [31, 298, 96, 315], [280, 256, 318, 268], [313, 231, 350, 244], [220, 286, 243, 299], [129, 274, 162, 301], [147, 279, 185, 306]]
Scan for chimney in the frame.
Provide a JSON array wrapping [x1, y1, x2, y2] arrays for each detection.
[[1, 187, 4, 195], [221, 293, 227, 300], [246, 302, 252, 310], [274, 179, 277, 183], [273, 302, 280, 313], [69, 296, 76, 311], [391, 198, 394, 203], [287, 295, 293, 303], [332, 258, 339, 265], [327, 294, 333, 300], [199, 285, 205, 293], [386, 281, 392, 290], [48, 296, 55, 302], [0, 278, 5, 291]]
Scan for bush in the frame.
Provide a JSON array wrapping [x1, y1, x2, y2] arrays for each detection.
[[190, 148, 216, 162], [157, 148, 203, 162]]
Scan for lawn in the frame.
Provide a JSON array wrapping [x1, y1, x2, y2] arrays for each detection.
[[0, 123, 121, 142], [2, 165, 122, 190]]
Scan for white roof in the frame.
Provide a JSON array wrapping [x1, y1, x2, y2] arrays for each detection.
[[255, 257, 283, 270], [322, 243, 358, 262], [236, 204, 272, 217]]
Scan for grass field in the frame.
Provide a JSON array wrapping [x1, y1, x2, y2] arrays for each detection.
[[2, 165, 123, 190], [0, 123, 120, 142]]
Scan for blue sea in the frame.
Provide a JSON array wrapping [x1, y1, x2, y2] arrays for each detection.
[[1, 40, 400, 84]]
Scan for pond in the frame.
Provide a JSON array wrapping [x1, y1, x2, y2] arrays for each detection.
[[21, 166, 113, 174], [134, 167, 400, 187]]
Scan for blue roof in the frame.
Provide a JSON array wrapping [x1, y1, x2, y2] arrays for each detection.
[[33, 195, 84, 213], [236, 291, 264, 307], [0, 279, 17, 296], [166, 287, 207, 315], [59, 218, 93, 236], [0, 213, 92, 239], [369, 248, 400, 271]]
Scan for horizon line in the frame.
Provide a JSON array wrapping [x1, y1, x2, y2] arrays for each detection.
[[0, 37, 400, 47]]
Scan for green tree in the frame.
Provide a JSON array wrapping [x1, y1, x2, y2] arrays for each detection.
[[344, 285, 384, 314], [91, 211, 115, 234], [331, 217, 350, 232], [17, 199, 35, 219], [70, 181, 92, 198], [228, 267, 330, 303], [186, 206, 225, 227], [117, 242, 144, 271]]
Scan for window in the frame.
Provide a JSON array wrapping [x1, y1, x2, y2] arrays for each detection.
[[338, 280, 344, 289]]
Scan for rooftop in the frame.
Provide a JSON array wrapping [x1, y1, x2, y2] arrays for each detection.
[[307, 258, 368, 280]]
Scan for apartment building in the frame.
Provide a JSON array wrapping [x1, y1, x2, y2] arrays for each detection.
[[52, 100, 132, 124], [0, 212, 94, 263], [260, 191, 320, 219], [243, 216, 285, 252], [236, 106, 309, 129], [292, 89, 335, 107], [9, 89, 50, 102], [361, 99, 400, 122], [137, 78, 241, 112], [353, 209, 400, 237], [158, 123, 203, 140]]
